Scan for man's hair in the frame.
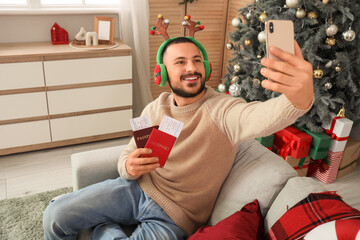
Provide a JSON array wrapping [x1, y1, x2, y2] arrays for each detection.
[[161, 37, 198, 59]]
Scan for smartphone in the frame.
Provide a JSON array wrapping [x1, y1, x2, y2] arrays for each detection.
[[265, 20, 294, 61]]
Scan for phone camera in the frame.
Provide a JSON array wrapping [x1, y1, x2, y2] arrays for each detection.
[[270, 22, 274, 33]]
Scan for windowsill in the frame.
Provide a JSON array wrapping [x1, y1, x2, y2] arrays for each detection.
[[0, 8, 119, 15]]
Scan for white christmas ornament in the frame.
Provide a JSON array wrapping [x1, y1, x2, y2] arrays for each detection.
[[246, 12, 252, 20], [325, 82, 333, 89], [164, 19, 170, 24], [233, 64, 241, 72], [342, 28, 356, 41], [286, 0, 299, 8], [182, 21, 187, 26], [232, 17, 241, 28], [257, 31, 266, 43], [296, 8, 306, 19], [226, 42, 233, 50], [326, 24, 338, 37], [217, 83, 227, 93], [229, 83, 241, 97]]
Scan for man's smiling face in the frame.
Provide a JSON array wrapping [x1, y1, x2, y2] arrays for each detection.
[[163, 42, 206, 98]]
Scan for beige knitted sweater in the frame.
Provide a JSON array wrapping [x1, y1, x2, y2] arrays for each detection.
[[118, 86, 311, 236]]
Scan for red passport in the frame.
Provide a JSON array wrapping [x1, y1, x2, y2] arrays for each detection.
[[133, 125, 159, 148], [142, 128, 177, 168]]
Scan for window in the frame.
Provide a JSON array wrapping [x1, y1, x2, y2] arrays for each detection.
[[0, 0, 120, 12], [0, 0, 27, 5]]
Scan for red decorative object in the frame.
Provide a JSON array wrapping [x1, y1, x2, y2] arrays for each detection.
[[273, 126, 312, 159], [188, 199, 264, 240], [51, 23, 69, 45]]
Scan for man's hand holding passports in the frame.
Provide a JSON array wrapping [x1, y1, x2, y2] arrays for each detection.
[[128, 115, 183, 178]]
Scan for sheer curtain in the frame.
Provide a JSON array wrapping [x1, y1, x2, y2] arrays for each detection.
[[118, 0, 153, 117]]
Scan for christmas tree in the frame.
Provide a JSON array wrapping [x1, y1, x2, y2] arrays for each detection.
[[220, 0, 360, 133]]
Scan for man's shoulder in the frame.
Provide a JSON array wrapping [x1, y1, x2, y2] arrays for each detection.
[[142, 91, 172, 112]]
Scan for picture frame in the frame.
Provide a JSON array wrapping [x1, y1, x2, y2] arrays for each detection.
[[94, 16, 115, 44]]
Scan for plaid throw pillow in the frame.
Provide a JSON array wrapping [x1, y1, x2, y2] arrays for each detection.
[[266, 192, 360, 240]]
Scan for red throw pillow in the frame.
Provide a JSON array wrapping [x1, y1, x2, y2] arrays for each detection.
[[266, 192, 360, 240], [188, 199, 264, 240]]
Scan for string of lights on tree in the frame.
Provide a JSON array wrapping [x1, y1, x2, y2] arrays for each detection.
[[219, 0, 360, 133]]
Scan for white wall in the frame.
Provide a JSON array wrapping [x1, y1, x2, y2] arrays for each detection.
[[0, 14, 119, 44]]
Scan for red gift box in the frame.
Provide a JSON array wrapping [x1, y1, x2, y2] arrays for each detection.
[[273, 126, 312, 159]]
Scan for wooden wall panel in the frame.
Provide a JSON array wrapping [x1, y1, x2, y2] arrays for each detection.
[[148, 0, 255, 99], [186, 0, 229, 90], [222, 0, 255, 78], [149, 0, 185, 99]]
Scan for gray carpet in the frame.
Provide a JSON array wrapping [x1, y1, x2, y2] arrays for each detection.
[[0, 187, 72, 240]]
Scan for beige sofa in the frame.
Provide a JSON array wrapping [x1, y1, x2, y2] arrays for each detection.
[[71, 139, 360, 239]]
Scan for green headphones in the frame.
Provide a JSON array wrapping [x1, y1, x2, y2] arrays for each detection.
[[154, 37, 212, 87]]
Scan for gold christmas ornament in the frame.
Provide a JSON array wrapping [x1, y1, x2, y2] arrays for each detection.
[[307, 11, 318, 19], [337, 106, 345, 118], [286, 0, 299, 8], [313, 66, 324, 79], [253, 78, 261, 85], [259, 12, 267, 23], [335, 63, 341, 72], [257, 54, 262, 59], [244, 39, 252, 46], [231, 75, 240, 83], [322, 0, 330, 4], [325, 36, 336, 46], [296, 8, 306, 19]]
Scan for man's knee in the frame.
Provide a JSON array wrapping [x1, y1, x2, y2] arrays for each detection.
[[43, 199, 71, 237]]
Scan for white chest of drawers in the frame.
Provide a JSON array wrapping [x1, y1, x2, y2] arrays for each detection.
[[0, 41, 132, 155]]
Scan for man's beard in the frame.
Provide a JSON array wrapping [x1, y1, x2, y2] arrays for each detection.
[[168, 72, 206, 98]]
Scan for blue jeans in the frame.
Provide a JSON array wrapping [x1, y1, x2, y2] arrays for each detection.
[[43, 177, 187, 240]]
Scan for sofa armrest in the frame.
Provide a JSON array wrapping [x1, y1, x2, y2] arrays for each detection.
[[71, 145, 127, 191]]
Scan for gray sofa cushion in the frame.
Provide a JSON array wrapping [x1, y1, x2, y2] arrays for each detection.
[[264, 176, 326, 232], [208, 139, 298, 226]]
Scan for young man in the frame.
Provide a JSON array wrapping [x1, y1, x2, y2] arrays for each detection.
[[43, 37, 313, 239]]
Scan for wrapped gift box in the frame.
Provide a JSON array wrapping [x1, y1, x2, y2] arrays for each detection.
[[314, 150, 343, 184], [322, 112, 353, 152], [273, 126, 312, 159], [297, 126, 332, 160], [284, 156, 310, 177], [337, 137, 360, 178], [307, 158, 329, 177], [256, 134, 274, 148]]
